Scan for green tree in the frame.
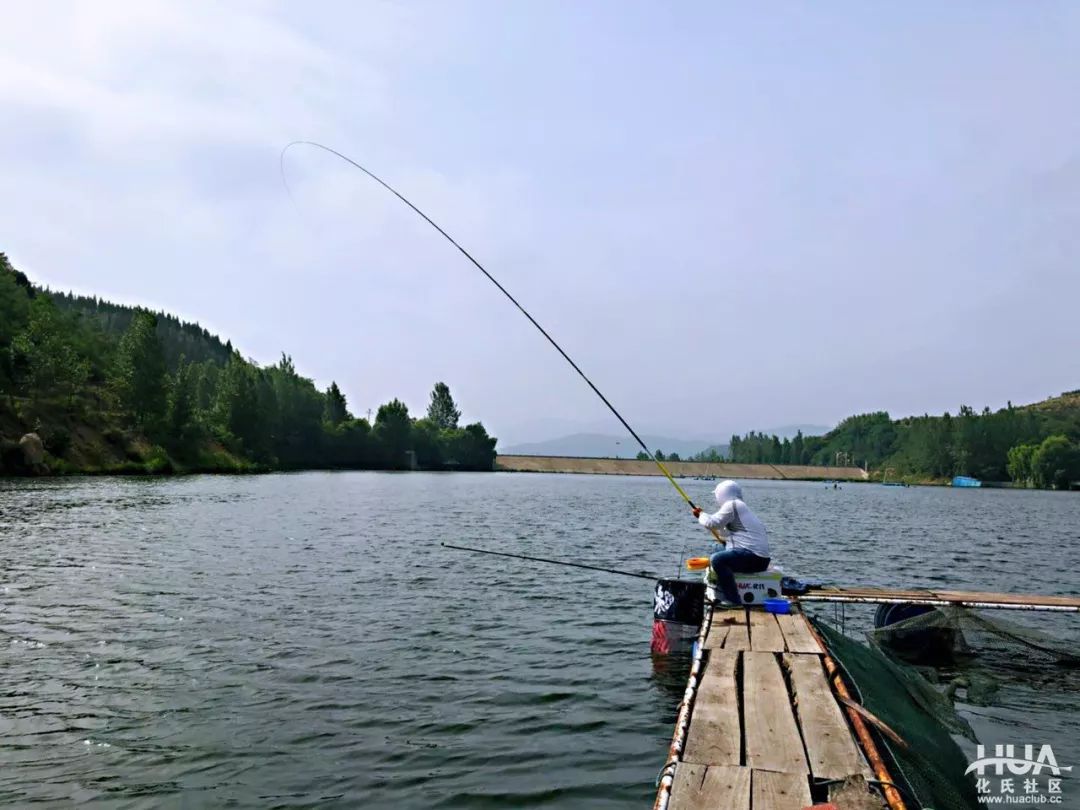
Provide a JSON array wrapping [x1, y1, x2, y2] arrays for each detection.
[[792, 430, 806, 465], [113, 310, 167, 432], [1006, 443, 1037, 487], [11, 296, 89, 399], [192, 360, 220, 412], [325, 382, 349, 426], [669, 452, 681, 462], [635, 451, 650, 460], [426, 381, 461, 429], [165, 358, 198, 449], [321, 415, 373, 468], [410, 418, 444, 468], [441, 422, 497, 470], [374, 398, 412, 468], [655, 450, 666, 461], [0, 254, 32, 392], [213, 357, 263, 455], [1031, 435, 1080, 490], [268, 354, 324, 466]]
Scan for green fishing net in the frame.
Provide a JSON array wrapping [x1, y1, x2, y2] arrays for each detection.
[[815, 619, 984, 810], [868, 605, 1080, 707]]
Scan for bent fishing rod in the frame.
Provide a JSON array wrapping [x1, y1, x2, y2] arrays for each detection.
[[441, 543, 656, 580], [281, 141, 724, 544]]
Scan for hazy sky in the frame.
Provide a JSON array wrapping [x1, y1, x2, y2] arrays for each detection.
[[2, 2, 1078, 446]]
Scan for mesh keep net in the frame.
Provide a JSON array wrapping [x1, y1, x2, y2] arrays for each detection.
[[868, 605, 1080, 706], [815, 619, 985, 810]]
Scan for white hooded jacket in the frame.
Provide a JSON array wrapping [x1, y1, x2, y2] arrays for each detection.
[[697, 480, 770, 558]]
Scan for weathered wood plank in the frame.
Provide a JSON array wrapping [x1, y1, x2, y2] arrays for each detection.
[[806, 585, 1080, 609], [684, 651, 740, 766], [709, 608, 750, 650], [774, 612, 821, 654], [748, 609, 787, 652], [811, 587, 935, 599], [723, 623, 752, 651], [752, 769, 812, 810], [933, 589, 1080, 607], [785, 653, 872, 780], [743, 651, 808, 774], [703, 621, 729, 650], [669, 763, 751, 810]]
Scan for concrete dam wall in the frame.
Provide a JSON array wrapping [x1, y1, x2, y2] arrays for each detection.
[[495, 455, 869, 481]]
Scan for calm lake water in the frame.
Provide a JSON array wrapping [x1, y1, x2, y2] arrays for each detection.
[[2, 473, 1078, 808]]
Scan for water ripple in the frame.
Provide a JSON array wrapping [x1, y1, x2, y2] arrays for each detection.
[[1, 473, 1078, 807]]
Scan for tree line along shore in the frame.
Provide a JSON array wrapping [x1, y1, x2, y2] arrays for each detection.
[[3, 251, 1076, 489], [0, 253, 495, 476]]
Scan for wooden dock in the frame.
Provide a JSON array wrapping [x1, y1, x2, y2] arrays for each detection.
[[655, 605, 890, 810]]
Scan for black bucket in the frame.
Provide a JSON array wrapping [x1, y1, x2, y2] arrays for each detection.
[[651, 578, 705, 655], [653, 578, 705, 624]]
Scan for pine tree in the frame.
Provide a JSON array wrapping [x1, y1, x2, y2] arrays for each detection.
[[374, 398, 412, 468], [166, 358, 197, 448], [325, 382, 349, 426], [213, 357, 262, 454], [426, 381, 461, 429], [10, 296, 88, 398], [113, 310, 167, 432]]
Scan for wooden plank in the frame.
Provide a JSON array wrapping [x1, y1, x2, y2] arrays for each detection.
[[669, 763, 751, 810], [748, 609, 787, 652], [724, 622, 751, 651], [807, 586, 1080, 609], [743, 651, 808, 774], [774, 612, 821, 654], [752, 769, 812, 810], [703, 622, 729, 650], [785, 653, 871, 780], [713, 608, 750, 650], [684, 651, 740, 766], [934, 590, 1080, 608]]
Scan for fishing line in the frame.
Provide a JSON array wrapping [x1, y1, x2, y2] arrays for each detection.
[[280, 141, 724, 542], [441, 542, 657, 581]]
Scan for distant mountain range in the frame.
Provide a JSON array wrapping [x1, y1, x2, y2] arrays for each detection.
[[498, 433, 724, 459]]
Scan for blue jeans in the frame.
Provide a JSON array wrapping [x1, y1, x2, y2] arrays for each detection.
[[710, 548, 770, 604]]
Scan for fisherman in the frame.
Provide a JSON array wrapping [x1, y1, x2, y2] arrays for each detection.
[[692, 480, 770, 606]]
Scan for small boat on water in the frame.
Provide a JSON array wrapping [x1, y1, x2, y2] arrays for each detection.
[[952, 475, 982, 487]]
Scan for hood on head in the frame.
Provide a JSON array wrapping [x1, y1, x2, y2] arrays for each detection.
[[713, 480, 743, 505]]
